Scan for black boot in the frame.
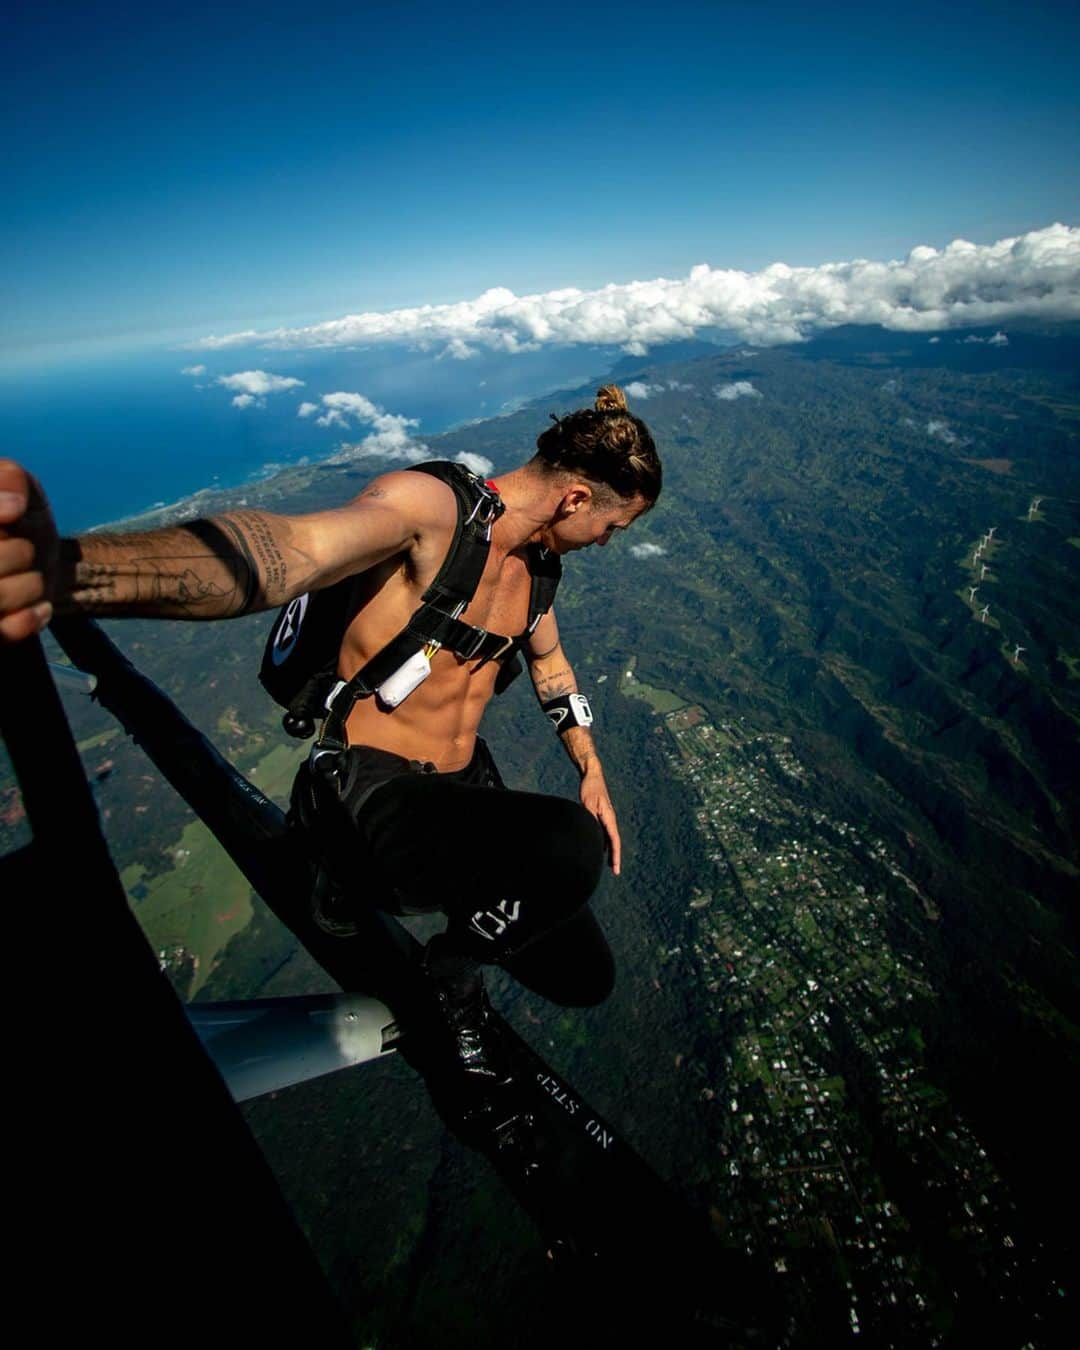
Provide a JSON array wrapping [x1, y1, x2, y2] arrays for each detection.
[[422, 937, 514, 1087]]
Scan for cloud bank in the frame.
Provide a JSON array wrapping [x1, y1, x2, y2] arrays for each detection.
[[630, 541, 667, 559], [192, 224, 1080, 356]]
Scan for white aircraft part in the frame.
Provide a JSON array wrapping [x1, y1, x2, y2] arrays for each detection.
[[187, 993, 397, 1102]]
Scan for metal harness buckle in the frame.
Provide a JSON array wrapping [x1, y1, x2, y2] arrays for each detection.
[[459, 627, 515, 663], [459, 626, 490, 660], [464, 478, 503, 529]]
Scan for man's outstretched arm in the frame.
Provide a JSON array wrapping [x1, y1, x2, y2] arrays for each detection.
[[526, 608, 622, 875], [0, 460, 424, 633]]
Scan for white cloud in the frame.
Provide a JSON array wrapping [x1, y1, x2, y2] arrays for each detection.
[[216, 370, 304, 397], [929, 336, 941, 344], [301, 389, 429, 463], [191, 224, 1080, 355], [630, 542, 666, 559], [988, 331, 1009, 346], [455, 452, 494, 476], [180, 364, 205, 376], [320, 391, 379, 421], [232, 394, 258, 409], [624, 381, 665, 399], [715, 380, 762, 401], [667, 379, 692, 391], [310, 390, 380, 428]]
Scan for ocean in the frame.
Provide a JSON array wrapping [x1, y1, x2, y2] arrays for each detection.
[[0, 340, 625, 533]]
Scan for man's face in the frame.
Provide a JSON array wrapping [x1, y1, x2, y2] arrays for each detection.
[[548, 490, 650, 554]]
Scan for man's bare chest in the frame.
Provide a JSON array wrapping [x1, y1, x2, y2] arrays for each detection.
[[458, 545, 533, 637], [343, 530, 532, 668]]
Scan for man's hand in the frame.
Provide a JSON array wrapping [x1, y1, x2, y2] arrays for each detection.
[[580, 763, 622, 876], [526, 612, 623, 875], [0, 460, 58, 644]]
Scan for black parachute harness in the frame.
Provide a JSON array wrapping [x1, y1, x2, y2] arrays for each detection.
[[259, 460, 562, 754]]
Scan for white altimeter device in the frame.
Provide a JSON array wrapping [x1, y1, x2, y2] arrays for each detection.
[[374, 649, 433, 708]]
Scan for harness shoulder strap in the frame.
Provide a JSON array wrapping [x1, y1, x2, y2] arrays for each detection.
[[525, 543, 562, 631], [409, 461, 499, 610]]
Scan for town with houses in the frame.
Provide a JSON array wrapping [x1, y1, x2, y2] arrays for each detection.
[[622, 662, 1067, 1345]]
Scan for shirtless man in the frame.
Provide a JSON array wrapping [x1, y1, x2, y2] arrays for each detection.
[[0, 385, 661, 1083]]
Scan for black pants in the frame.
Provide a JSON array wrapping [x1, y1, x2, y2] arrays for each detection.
[[291, 739, 614, 1007]]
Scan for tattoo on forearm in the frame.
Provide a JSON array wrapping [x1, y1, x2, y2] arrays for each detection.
[[534, 666, 575, 700], [63, 510, 309, 620]]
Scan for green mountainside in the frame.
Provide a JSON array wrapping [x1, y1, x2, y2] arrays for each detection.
[[3, 324, 1077, 1345]]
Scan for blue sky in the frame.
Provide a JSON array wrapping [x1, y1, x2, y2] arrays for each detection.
[[5, 0, 1079, 364]]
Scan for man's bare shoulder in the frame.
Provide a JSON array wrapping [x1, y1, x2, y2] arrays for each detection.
[[345, 467, 457, 535]]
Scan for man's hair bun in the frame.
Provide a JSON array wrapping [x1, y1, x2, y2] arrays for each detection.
[[595, 384, 629, 414]]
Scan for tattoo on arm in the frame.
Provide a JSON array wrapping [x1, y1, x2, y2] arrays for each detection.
[[533, 665, 576, 701], [62, 510, 315, 620]]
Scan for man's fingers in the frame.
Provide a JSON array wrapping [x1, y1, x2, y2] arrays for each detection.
[[605, 810, 622, 876], [0, 537, 35, 575], [0, 570, 47, 613], [0, 460, 33, 524], [0, 463, 55, 647], [590, 796, 622, 876], [0, 601, 52, 644]]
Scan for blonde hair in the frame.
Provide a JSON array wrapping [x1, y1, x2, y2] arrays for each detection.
[[534, 385, 662, 503]]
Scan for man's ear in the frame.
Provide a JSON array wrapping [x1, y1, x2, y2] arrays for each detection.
[[559, 484, 593, 516]]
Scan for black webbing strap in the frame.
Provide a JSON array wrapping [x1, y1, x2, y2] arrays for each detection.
[[414, 461, 500, 610]]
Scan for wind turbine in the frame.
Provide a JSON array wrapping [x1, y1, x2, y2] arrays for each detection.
[[968, 586, 979, 603], [987, 526, 996, 540], [980, 564, 989, 579], [980, 604, 990, 623], [1012, 644, 1026, 664], [1028, 497, 1042, 520]]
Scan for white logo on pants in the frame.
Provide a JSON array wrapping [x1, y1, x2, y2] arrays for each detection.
[[469, 898, 522, 942]]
